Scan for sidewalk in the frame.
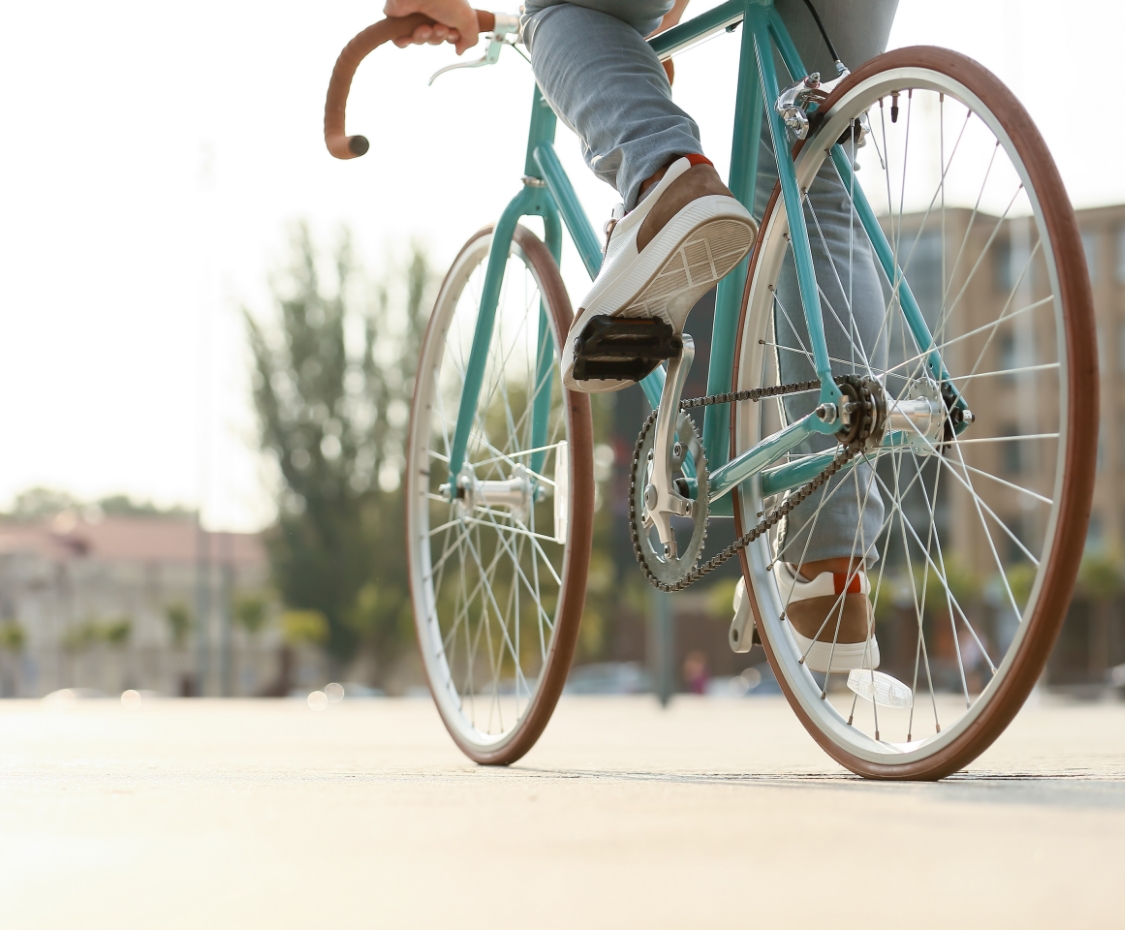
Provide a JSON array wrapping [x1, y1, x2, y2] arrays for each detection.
[[0, 694, 1122, 928]]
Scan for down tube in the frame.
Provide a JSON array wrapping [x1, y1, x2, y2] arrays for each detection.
[[447, 187, 545, 489], [530, 205, 564, 481]]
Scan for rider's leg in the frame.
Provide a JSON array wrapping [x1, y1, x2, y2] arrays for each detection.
[[522, 0, 693, 211], [762, 0, 898, 572], [522, 0, 758, 393], [759, 0, 898, 667]]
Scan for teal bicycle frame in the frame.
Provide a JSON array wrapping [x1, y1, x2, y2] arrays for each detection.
[[445, 0, 954, 514]]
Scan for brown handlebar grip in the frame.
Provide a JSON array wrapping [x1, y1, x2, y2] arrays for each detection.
[[325, 10, 499, 160]]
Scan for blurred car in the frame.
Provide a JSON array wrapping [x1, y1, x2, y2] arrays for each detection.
[[705, 662, 782, 697], [565, 662, 652, 695], [337, 682, 384, 698], [43, 687, 108, 702]]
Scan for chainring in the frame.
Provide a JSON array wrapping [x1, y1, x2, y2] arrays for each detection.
[[629, 410, 709, 588], [629, 378, 862, 593]]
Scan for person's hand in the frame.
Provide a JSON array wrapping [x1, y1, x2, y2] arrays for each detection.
[[385, 0, 480, 56]]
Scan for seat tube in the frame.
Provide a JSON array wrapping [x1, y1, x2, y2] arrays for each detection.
[[703, 0, 761, 470]]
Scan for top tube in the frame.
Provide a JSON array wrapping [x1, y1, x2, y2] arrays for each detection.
[[649, 0, 753, 59]]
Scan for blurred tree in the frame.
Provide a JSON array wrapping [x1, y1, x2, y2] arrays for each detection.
[[64, 617, 132, 650], [234, 595, 270, 638], [164, 603, 193, 650], [1005, 563, 1038, 611], [2, 488, 190, 522], [6, 487, 81, 521], [0, 620, 26, 654], [1077, 551, 1122, 601], [919, 557, 981, 616], [96, 495, 190, 517], [0, 620, 25, 697], [102, 617, 132, 647], [246, 223, 434, 676], [1077, 550, 1122, 683], [62, 621, 98, 655], [281, 609, 329, 646]]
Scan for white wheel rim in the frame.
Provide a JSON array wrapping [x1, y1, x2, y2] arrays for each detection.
[[734, 65, 1071, 765], [407, 232, 572, 753]]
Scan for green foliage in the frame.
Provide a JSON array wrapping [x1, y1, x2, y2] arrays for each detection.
[[577, 550, 616, 658], [234, 595, 271, 637], [6, 487, 81, 521], [1078, 550, 1122, 601], [346, 579, 413, 667], [281, 610, 329, 646], [96, 495, 190, 517], [1005, 563, 1038, 610], [0, 621, 26, 653], [164, 603, 192, 649], [706, 578, 739, 620], [63, 617, 132, 653], [871, 559, 983, 624], [2, 487, 190, 522], [908, 557, 982, 616], [102, 617, 132, 646], [246, 223, 434, 668]]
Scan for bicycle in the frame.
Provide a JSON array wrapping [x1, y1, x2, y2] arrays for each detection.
[[324, 1, 1097, 779]]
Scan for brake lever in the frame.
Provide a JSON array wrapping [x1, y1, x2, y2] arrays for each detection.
[[428, 33, 504, 85]]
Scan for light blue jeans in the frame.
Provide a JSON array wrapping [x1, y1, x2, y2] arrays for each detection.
[[522, 0, 898, 564]]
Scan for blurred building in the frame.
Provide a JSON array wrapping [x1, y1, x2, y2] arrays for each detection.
[[0, 513, 291, 698], [600, 202, 1125, 693]]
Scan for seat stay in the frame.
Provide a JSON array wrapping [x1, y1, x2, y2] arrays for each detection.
[[828, 145, 956, 396]]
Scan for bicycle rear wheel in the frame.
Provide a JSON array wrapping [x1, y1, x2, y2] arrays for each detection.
[[407, 224, 594, 765], [731, 48, 1097, 778]]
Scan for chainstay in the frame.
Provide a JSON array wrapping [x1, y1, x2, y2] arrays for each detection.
[[631, 379, 857, 593]]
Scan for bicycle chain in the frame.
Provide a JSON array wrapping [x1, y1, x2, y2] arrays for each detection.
[[629, 379, 862, 593]]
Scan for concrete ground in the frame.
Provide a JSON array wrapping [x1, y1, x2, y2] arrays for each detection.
[[0, 693, 1123, 929]]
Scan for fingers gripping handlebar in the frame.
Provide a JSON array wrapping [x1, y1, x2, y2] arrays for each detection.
[[324, 10, 501, 160]]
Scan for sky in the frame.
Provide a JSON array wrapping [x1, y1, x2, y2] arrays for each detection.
[[0, 0, 1120, 531]]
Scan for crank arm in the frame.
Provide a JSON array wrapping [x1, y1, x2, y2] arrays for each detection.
[[646, 336, 696, 550]]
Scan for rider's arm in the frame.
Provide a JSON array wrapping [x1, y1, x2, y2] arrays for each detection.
[[384, 0, 480, 55]]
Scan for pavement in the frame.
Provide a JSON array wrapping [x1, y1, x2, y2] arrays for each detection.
[[1, 693, 1123, 929]]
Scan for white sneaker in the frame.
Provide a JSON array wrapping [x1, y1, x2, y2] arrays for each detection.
[[561, 156, 757, 393], [775, 563, 881, 674]]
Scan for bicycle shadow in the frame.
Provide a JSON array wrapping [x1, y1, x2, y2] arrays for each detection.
[[507, 766, 1125, 808]]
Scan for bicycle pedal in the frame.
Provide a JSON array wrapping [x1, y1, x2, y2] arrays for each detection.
[[571, 316, 683, 383], [847, 669, 913, 708]]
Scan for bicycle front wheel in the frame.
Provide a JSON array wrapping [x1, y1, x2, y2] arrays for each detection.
[[407, 224, 594, 765], [731, 48, 1097, 778]]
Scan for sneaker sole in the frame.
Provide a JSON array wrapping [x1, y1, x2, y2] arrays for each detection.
[[790, 628, 882, 674], [563, 210, 756, 393], [620, 217, 757, 327]]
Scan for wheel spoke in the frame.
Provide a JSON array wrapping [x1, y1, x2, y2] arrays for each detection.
[[734, 65, 1088, 770], [409, 232, 582, 753]]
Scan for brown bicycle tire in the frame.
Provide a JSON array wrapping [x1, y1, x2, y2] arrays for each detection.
[[406, 224, 594, 766], [730, 47, 1098, 780]]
